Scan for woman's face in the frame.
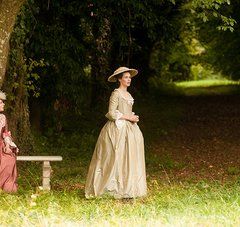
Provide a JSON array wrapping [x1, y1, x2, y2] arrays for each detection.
[[0, 100, 5, 112], [119, 72, 131, 87]]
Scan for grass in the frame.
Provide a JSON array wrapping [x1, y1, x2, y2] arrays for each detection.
[[1, 179, 240, 226], [150, 78, 240, 96], [175, 79, 240, 96], [1, 92, 240, 226], [175, 79, 240, 88]]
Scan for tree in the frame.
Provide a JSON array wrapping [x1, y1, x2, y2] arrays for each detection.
[[0, 0, 25, 84], [2, 0, 237, 136], [197, 0, 240, 79]]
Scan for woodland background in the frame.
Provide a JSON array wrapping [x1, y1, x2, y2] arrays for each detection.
[[0, 0, 238, 151], [1, 0, 240, 225]]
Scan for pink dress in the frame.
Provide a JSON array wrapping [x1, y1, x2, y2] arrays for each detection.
[[0, 114, 18, 192]]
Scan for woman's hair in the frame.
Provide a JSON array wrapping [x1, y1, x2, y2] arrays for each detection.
[[115, 72, 124, 86], [116, 72, 124, 80]]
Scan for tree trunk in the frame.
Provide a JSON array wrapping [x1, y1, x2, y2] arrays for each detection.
[[1, 0, 33, 153], [0, 0, 25, 85], [3, 47, 34, 153]]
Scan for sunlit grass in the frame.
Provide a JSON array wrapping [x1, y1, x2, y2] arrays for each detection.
[[149, 77, 240, 96], [175, 79, 240, 88], [1, 96, 240, 226], [3, 142, 240, 226], [1, 179, 240, 226], [172, 79, 240, 96]]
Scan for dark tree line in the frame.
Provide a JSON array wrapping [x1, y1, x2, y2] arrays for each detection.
[[0, 0, 238, 151]]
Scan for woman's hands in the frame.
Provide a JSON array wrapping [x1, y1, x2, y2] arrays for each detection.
[[128, 115, 139, 123], [121, 114, 139, 123], [4, 143, 13, 154], [4, 143, 19, 154]]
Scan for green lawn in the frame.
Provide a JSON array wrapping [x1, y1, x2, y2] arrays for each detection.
[[1, 178, 240, 226], [1, 91, 240, 226], [175, 79, 240, 88], [175, 79, 240, 96]]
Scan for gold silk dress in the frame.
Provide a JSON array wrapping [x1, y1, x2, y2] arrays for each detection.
[[85, 89, 147, 199]]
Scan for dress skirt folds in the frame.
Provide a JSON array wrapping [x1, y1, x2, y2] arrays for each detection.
[[0, 114, 18, 193], [0, 140, 17, 192], [85, 89, 147, 198]]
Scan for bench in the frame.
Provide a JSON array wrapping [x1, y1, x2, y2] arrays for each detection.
[[17, 156, 63, 190]]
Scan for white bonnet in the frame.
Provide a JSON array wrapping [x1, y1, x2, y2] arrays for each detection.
[[0, 90, 6, 100]]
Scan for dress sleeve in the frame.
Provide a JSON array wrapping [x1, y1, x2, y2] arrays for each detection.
[[1, 115, 18, 151], [105, 90, 123, 121], [0, 114, 6, 130]]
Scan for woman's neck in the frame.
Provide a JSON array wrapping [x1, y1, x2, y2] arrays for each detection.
[[118, 85, 127, 92]]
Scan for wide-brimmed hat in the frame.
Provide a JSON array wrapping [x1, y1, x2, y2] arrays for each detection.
[[0, 91, 6, 100], [107, 66, 138, 82]]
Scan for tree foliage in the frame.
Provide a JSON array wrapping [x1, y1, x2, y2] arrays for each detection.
[[3, 0, 239, 136], [196, 0, 240, 79]]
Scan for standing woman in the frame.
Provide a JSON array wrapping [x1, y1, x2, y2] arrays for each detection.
[[85, 67, 147, 199], [0, 91, 19, 192]]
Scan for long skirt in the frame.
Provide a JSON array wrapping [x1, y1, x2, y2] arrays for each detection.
[[0, 140, 17, 192], [85, 120, 147, 199]]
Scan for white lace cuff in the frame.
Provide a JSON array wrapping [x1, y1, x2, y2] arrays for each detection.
[[115, 110, 125, 129], [4, 136, 17, 148]]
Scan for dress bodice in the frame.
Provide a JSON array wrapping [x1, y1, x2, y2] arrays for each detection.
[[114, 89, 134, 115], [105, 89, 135, 122]]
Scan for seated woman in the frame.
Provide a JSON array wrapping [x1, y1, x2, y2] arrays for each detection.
[[0, 91, 18, 192]]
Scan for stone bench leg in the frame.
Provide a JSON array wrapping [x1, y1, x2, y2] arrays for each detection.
[[42, 161, 51, 190]]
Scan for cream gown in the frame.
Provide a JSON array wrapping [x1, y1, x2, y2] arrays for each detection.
[[85, 89, 147, 199]]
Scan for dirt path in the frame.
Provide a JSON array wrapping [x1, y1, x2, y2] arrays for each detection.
[[148, 95, 240, 181]]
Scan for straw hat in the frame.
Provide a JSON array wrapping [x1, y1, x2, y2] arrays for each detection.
[[0, 91, 6, 100], [107, 67, 138, 82]]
